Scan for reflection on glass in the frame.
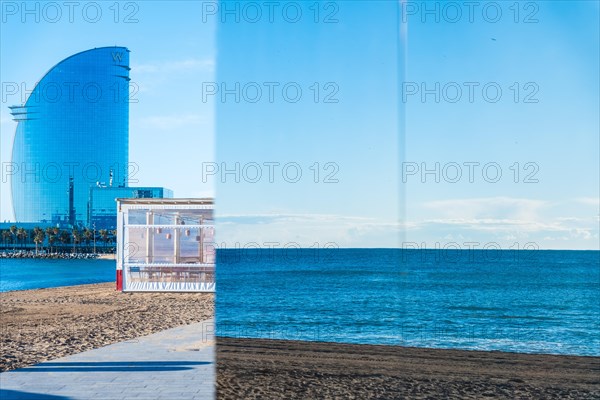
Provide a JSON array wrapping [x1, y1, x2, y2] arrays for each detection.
[[117, 198, 214, 292]]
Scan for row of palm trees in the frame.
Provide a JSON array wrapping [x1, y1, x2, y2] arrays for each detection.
[[0, 225, 117, 254]]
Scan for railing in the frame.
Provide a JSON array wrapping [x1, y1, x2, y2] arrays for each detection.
[[126, 265, 215, 283], [126, 256, 216, 264]]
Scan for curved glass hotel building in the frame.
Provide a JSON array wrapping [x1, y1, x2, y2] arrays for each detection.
[[8, 47, 170, 229], [10, 47, 130, 225]]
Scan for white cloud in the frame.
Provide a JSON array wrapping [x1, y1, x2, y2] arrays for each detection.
[[415, 197, 596, 233], [423, 197, 547, 221], [216, 213, 401, 248], [213, 202, 599, 249], [131, 58, 215, 94], [132, 114, 209, 131], [193, 190, 215, 199], [404, 196, 599, 249], [133, 58, 215, 74], [574, 197, 600, 207], [0, 111, 15, 129]]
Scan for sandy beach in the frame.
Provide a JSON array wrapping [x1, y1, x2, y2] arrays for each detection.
[[0, 283, 213, 372], [3, 284, 598, 398], [217, 337, 600, 399]]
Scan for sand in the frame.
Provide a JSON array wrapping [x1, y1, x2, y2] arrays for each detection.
[[0, 283, 213, 372], [3, 285, 598, 399], [217, 337, 600, 399]]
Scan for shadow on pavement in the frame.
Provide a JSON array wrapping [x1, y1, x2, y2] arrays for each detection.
[[13, 360, 212, 373], [0, 389, 72, 400]]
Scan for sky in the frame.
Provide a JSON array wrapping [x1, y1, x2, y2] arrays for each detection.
[[0, 1, 216, 218], [215, 1, 401, 248], [403, 1, 599, 250], [1, 1, 598, 249], [215, 0, 599, 250]]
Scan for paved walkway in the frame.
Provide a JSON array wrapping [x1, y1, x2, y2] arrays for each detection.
[[0, 320, 215, 400]]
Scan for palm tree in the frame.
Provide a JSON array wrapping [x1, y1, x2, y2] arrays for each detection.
[[59, 230, 70, 251], [33, 228, 45, 254], [99, 229, 109, 250], [48, 233, 56, 253], [83, 228, 93, 252], [9, 225, 17, 250], [45, 228, 55, 253], [32, 227, 40, 242], [2, 230, 12, 248], [16, 228, 27, 250], [110, 229, 117, 244], [72, 228, 81, 253]]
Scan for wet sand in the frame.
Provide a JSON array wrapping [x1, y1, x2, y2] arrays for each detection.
[[217, 337, 600, 399], [1, 283, 213, 372]]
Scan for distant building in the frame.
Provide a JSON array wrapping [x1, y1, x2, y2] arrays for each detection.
[[88, 186, 173, 230], [9, 47, 130, 225]]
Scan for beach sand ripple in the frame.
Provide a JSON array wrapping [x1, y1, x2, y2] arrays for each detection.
[[1, 283, 213, 371], [217, 337, 600, 399]]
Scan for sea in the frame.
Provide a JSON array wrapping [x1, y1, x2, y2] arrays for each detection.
[[2, 250, 598, 356], [0, 258, 115, 292], [216, 249, 600, 356]]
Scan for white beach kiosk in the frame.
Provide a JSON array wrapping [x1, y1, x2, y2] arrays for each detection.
[[116, 198, 215, 292]]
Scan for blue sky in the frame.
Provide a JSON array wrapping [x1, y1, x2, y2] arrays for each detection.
[[215, 1, 401, 248], [1, 1, 598, 249], [215, 0, 599, 250], [403, 1, 599, 250], [1, 1, 216, 219]]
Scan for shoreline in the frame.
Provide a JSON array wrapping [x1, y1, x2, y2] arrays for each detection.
[[217, 337, 600, 399], [1, 280, 114, 294], [0, 250, 115, 260], [216, 335, 599, 359], [0, 282, 214, 372], [2, 283, 598, 398]]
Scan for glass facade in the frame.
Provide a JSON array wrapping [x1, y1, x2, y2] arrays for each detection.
[[116, 199, 215, 292], [10, 47, 130, 225], [88, 186, 173, 230]]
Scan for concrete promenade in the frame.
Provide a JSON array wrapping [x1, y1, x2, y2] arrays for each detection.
[[0, 320, 215, 400]]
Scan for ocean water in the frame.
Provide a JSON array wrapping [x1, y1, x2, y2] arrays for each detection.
[[0, 259, 115, 292], [216, 249, 600, 356]]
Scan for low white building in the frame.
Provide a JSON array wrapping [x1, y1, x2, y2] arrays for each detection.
[[116, 198, 214, 292]]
